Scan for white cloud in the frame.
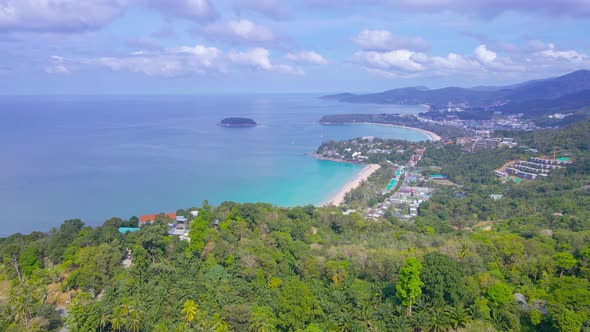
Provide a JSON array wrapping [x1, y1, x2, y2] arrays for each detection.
[[286, 51, 328, 64], [425, 53, 481, 72], [201, 19, 277, 45], [537, 43, 586, 62], [474, 45, 497, 64], [45, 55, 71, 74], [0, 0, 129, 32], [0, 0, 217, 33], [353, 43, 535, 78], [354, 49, 425, 72], [228, 48, 272, 70], [80, 44, 224, 77], [170, 45, 222, 67], [228, 48, 303, 75], [352, 29, 430, 52]]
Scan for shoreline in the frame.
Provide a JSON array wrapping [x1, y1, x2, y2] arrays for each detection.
[[321, 122, 442, 142], [324, 164, 381, 206]]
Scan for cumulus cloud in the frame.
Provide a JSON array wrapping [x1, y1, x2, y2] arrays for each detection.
[[352, 29, 431, 52], [228, 48, 272, 70], [201, 19, 278, 46], [305, 0, 590, 18], [474, 45, 497, 64], [353, 44, 528, 78], [0, 0, 217, 33], [286, 51, 328, 64], [233, 0, 291, 20], [537, 43, 586, 62], [354, 49, 425, 72], [228, 47, 303, 74]]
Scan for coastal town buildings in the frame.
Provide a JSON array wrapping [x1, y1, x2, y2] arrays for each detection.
[[496, 157, 572, 181]]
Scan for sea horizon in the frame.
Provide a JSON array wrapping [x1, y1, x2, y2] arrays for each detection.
[[0, 94, 429, 236]]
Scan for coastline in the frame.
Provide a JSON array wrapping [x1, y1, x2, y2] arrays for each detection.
[[322, 122, 442, 142], [324, 164, 381, 206]]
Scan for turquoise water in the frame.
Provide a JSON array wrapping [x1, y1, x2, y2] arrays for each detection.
[[0, 94, 428, 235]]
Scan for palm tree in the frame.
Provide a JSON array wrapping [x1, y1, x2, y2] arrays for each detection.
[[98, 310, 110, 332], [109, 309, 125, 332], [411, 309, 431, 331], [249, 306, 277, 332], [210, 314, 231, 332], [127, 303, 144, 332], [458, 244, 471, 258], [8, 284, 33, 328], [181, 299, 198, 324], [354, 302, 378, 331], [446, 306, 471, 330], [388, 315, 411, 332], [428, 309, 451, 332]]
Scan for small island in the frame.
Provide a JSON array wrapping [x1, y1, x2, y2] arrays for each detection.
[[218, 117, 257, 127]]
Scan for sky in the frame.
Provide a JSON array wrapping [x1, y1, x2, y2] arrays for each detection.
[[1, 0, 590, 94]]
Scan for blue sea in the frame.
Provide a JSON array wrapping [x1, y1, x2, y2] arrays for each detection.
[[0, 94, 428, 236]]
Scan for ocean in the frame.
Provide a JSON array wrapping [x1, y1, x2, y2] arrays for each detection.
[[0, 94, 428, 236]]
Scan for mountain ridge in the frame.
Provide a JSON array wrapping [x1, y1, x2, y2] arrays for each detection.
[[322, 70, 590, 109]]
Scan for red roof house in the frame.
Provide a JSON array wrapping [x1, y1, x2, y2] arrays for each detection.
[[139, 212, 177, 224]]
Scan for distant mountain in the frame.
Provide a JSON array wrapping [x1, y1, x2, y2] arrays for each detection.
[[499, 89, 590, 115], [507, 70, 590, 103], [470, 77, 550, 92], [322, 70, 590, 109]]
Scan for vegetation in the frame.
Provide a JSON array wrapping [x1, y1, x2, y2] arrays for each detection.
[[1, 121, 590, 331], [219, 118, 257, 127]]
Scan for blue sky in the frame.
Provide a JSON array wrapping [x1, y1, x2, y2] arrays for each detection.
[[1, 0, 590, 94]]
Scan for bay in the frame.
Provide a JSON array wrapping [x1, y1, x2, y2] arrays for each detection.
[[0, 94, 428, 235]]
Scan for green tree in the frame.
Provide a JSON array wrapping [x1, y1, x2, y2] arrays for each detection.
[[249, 306, 277, 332], [553, 252, 577, 277], [486, 282, 512, 307], [18, 246, 41, 277], [551, 307, 584, 332], [66, 293, 100, 332], [396, 257, 424, 316], [188, 217, 210, 253], [420, 252, 465, 306], [277, 279, 321, 331]]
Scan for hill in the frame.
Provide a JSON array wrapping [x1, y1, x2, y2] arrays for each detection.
[[322, 70, 590, 111]]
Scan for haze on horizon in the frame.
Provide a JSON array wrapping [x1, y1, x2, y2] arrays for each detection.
[[1, 0, 590, 94]]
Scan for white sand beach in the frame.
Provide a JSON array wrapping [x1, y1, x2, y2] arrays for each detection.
[[325, 164, 381, 206], [356, 122, 442, 141]]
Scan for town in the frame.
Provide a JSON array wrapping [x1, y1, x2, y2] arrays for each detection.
[[315, 134, 574, 222]]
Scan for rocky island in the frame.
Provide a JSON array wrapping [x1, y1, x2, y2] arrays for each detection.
[[218, 117, 257, 127]]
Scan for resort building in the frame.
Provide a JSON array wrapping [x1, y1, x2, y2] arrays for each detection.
[[139, 212, 177, 225]]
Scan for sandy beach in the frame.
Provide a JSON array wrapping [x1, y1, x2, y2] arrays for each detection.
[[355, 122, 442, 141], [323, 121, 442, 141], [325, 164, 381, 206]]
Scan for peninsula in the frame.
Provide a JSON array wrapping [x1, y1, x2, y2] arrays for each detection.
[[219, 117, 257, 127]]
